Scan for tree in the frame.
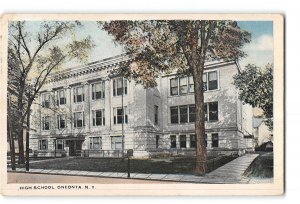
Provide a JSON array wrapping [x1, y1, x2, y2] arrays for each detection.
[[233, 64, 273, 130], [99, 20, 251, 174], [8, 21, 94, 167]]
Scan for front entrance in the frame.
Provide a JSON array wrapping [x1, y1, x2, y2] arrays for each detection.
[[67, 140, 83, 156]]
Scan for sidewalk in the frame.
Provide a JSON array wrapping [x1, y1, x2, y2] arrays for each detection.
[[8, 154, 267, 184]]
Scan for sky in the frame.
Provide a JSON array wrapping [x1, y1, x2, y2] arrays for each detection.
[[17, 21, 274, 70], [237, 21, 273, 68], [79, 21, 274, 69]]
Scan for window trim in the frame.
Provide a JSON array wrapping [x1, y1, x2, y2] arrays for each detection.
[[73, 86, 85, 103], [205, 102, 219, 122], [56, 140, 64, 150], [190, 134, 196, 148], [89, 136, 102, 150], [42, 116, 51, 131], [91, 81, 105, 100], [92, 109, 105, 127], [38, 140, 48, 150], [58, 89, 66, 105], [113, 106, 128, 125], [113, 78, 128, 97], [170, 135, 177, 148], [180, 135, 187, 148], [203, 70, 219, 91], [111, 136, 123, 150], [73, 112, 85, 128], [57, 114, 67, 129], [170, 104, 196, 124], [41, 93, 50, 108], [169, 70, 219, 96], [212, 133, 219, 148]]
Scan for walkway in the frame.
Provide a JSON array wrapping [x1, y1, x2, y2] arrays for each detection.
[[8, 154, 263, 184]]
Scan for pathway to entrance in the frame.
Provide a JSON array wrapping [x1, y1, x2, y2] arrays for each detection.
[[8, 154, 263, 184]]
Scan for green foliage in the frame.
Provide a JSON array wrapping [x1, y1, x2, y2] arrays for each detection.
[[99, 20, 251, 174], [98, 20, 251, 87], [7, 21, 94, 163], [233, 64, 273, 130]]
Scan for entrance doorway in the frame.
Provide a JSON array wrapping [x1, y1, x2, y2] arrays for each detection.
[[67, 140, 83, 156]]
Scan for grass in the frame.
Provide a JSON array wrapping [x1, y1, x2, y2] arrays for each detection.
[[243, 152, 273, 178], [26, 154, 238, 174]]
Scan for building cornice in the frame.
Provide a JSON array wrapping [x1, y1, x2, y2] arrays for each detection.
[[44, 54, 236, 84], [45, 54, 131, 84]]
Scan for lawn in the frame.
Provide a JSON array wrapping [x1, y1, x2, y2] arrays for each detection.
[[27, 154, 238, 174], [243, 152, 273, 178]]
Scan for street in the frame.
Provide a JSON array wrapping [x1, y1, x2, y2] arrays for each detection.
[[7, 172, 179, 184]]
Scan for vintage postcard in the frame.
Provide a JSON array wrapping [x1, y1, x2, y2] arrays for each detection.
[[0, 14, 284, 196]]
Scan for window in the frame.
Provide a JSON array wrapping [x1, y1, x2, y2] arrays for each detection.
[[204, 102, 218, 121], [113, 78, 127, 96], [208, 71, 218, 90], [170, 106, 179, 124], [179, 105, 188, 123], [111, 136, 123, 150], [188, 76, 194, 93], [179, 77, 188, 94], [57, 114, 66, 129], [204, 134, 207, 147], [58, 90, 66, 105], [170, 135, 176, 148], [212, 133, 219, 147], [180, 135, 186, 148], [189, 105, 196, 122], [56, 140, 64, 150], [42, 116, 50, 130], [38, 140, 48, 150], [92, 109, 105, 126], [73, 86, 84, 103], [208, 102, 218, 121], [42, 93, 50, 108], [190, 134, 196, 148], [203, 71, 218, 91], [170, 78, 178, 95], [170, 76, 195, 96], [90, 137, 102, 150], [92, 82, 105, 100], [73, 112, 84, 128], [156, 135, 160, 148], [113, 107, 128, 124], [170, 105, 196, 124], [154, 105, 159, 125]]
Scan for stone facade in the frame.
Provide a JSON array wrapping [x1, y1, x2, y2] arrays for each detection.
[[30, 54, 254, 158]]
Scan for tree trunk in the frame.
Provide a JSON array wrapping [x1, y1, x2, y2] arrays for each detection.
[[25, 99, 31, 171], [8, 123, 16, 170], [17, 120, 25, 164], [17, 83, 25, 164], [8, 96, 16, 170], [193, 61, 207, 175]]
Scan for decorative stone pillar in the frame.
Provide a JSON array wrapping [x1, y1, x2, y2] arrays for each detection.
[[207, 133, 212, 149], [186, 134, 190, 148], [176, 135, 180, 148], [83, 82, 90, 132]]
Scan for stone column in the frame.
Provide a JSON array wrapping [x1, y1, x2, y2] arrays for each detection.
[[83, 82, 90, 133], [207, 133, 212, 149], [186, 134, 190, 148], [65, 86, 72, 133], [176, 135, 180, 148]]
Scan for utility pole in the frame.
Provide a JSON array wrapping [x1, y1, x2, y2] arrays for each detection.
[[121, 77, 125, 158]]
